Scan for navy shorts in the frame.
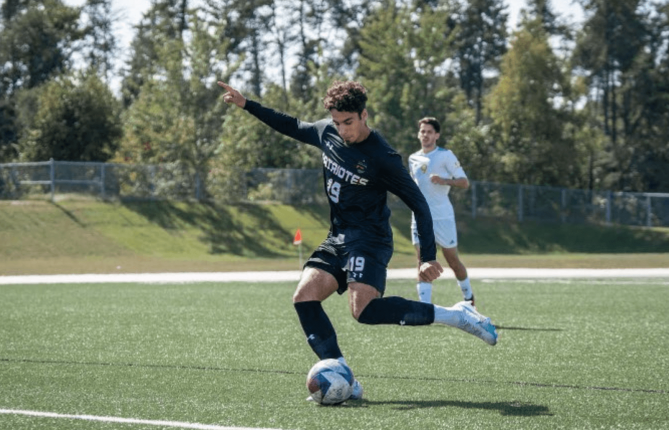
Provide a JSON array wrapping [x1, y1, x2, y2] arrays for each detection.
[[305, 231, 393, 296]]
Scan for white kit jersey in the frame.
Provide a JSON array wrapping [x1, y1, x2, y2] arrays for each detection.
[[408, 147, 467, 221]]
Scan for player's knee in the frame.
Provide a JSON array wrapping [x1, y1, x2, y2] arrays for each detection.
[[293, 268, 339, 303], [348, 284, 379, 321], [351, 305, 366, 321], [293, 283, 317, 303], [292, 289, 305, 303], [348, 298, 366, 321]]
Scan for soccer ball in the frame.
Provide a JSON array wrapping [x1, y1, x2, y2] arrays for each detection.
[[306, 359, 354, 405]]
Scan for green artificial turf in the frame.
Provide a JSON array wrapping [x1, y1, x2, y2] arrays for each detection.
[[1, 278, 668, 429]]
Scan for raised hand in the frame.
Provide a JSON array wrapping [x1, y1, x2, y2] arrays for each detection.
[[217, 81, 246, 108]]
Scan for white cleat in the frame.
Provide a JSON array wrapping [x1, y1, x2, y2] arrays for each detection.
[[349, 379, 363, 400], [453, 301, 498, 346]]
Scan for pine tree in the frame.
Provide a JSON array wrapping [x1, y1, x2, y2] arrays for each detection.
[[454, 0, 508, 124], [488, 18, 580, 187]]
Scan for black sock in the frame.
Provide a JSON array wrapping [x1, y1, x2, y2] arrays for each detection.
[[294, 301, 343, 360], [357, 296, 435, 325]]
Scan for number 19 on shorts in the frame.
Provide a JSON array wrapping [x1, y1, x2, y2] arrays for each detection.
[[347, 256, 365, 280]]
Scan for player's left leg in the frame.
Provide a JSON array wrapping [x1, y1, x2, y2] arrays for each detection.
[[442, 246, 474, 304], [350, 282, 496, 345], [351, 282, 435, 324], [344, 247, 436, 326], [345, 248, 494, 344]]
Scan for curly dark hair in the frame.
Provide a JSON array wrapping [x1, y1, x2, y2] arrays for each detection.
[[418, 117, 441, 134], [323, 81, 368, 114]]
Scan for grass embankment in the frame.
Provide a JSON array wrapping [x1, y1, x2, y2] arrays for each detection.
[[1, 199, 668, 275]]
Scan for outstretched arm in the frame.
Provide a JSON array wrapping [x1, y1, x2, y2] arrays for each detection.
[[217, 80, 321, 146], [217, 81, 246, 108]]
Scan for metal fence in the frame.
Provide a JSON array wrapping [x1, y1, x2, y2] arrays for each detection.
[[1, 159, 668, 227]]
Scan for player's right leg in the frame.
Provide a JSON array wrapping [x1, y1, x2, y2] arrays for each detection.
[[297, 243, 365, 400], [293, 267, 342, 359]]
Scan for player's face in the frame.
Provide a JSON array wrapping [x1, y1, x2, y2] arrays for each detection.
[[331, 109, 369, 144], [418, 123, 439, 150]]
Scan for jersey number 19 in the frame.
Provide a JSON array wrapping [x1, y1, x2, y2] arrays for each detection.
[[326, 178, 341, 203]]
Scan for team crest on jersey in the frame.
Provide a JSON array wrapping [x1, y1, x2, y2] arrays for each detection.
[[355, 160, 368, 174], [420, 164, 428, 173]]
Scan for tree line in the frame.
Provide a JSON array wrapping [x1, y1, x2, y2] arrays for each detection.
[[1, 0, 668, 196]]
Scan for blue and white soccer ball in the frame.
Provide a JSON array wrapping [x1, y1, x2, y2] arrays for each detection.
[[306, 359, 354, 405]]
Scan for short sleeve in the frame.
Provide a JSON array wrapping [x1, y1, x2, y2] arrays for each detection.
[[443, 150, 467, 179]]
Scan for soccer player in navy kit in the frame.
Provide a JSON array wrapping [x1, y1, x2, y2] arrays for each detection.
[[218, 80, 497, 401]]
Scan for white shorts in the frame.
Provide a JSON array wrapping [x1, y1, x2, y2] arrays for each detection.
[[412, 218, 458, 249]]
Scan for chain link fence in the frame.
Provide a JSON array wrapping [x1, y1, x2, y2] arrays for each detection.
[[1, 159, 668, 227]]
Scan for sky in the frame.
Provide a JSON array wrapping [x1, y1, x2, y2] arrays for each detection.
[[64, 0, 585, 44], [63, 0, 584, 93]]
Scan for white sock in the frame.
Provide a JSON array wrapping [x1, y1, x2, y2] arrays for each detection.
[[416, 282, 432, 303], [457, 277, 473, 301], [433, 304, 461, 327]]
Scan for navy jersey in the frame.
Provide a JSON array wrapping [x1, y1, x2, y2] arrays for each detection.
[[244, 100, 437, 262]]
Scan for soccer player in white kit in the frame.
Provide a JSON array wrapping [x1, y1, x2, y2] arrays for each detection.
[[408, 117, 475, 305]]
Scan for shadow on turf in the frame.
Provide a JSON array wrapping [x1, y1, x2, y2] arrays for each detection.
[[352, 399, 553, 416], [496, 325, 563, 332], [5, 357, 665, 395]]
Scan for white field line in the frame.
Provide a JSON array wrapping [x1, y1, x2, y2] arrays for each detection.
[[1, 268, 669, 285], [0, 409, 283, 430], [480, 278, 669, 285]]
